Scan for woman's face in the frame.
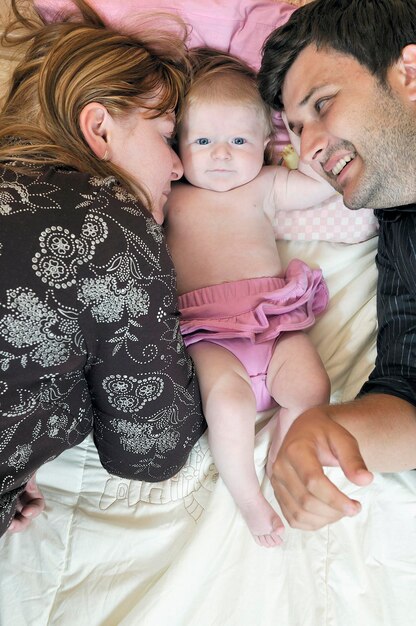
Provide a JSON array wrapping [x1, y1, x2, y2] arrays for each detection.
[[109, 108, 183, 223]]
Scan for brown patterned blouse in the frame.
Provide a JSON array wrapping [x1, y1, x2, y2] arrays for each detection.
[[0, 164, 206, 535]]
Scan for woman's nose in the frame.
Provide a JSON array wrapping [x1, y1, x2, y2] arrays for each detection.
[[170, 148, 184, 180]]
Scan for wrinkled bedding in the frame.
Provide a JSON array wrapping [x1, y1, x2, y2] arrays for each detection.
[[2, 237, 416, 626]]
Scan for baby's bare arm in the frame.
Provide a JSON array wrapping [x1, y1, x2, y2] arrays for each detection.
[[272, 165, 336, 213]]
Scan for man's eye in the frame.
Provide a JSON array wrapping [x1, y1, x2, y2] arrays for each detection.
[[196, 138, 210, 145], [315, 98, 330, 113], [232, 137, 246, 145]]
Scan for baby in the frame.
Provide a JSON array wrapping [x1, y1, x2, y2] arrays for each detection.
[[165, 49, 333, 547]]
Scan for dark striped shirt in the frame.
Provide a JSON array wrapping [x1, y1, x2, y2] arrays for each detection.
[[360, 205, 416, 406]]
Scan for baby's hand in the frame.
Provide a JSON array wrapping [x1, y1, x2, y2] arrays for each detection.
[[281, 144, 299, 170]]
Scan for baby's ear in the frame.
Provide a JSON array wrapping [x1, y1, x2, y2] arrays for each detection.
[[264, 138, 275, 165]]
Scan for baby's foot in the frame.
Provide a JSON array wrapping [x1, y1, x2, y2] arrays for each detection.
[[8, 475, 45, 534], [238, 492, 284, 548]]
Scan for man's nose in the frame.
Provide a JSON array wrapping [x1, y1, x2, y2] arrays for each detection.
[[299, 121, 327, 166]]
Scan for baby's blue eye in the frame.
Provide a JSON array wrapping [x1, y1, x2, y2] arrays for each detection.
[[196, 138, 210, 145], [232, 137, 246, 145]]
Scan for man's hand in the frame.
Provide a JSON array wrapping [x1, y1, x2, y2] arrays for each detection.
[[7, 475, 45, 534], [269, 408, 374, 530]]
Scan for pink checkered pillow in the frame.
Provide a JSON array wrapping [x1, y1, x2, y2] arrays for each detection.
[[274, 116, 378, 243], [274, 194, 378, 242]]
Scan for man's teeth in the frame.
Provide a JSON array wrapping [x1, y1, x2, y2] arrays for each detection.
[[332, 154, 355, 176]]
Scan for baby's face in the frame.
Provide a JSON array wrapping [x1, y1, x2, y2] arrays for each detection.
[[178, 101, 269, 192]]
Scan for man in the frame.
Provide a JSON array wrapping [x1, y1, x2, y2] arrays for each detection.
[[258, 0, 416, 530]]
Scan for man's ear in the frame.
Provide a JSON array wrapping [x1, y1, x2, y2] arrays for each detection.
[[400, 44, 416, 101], [79, 103, 112, 160]]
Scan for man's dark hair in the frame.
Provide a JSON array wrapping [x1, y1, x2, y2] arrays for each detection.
[[258, 0, 416, 111]]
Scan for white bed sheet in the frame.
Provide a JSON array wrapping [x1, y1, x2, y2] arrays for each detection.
[[2, 236, 416, 626]]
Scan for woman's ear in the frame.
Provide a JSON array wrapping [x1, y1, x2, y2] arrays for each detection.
[[79, 103, 112, 160]]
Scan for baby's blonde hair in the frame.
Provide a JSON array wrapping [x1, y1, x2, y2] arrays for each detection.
[[181, 48, 275, 163], [0, 0, 191, 204]]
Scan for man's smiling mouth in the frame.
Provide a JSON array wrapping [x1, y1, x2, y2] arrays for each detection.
[[330, 153, 356, 177]]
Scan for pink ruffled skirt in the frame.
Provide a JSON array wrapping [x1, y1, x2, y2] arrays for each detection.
[[178, 259, 328, 346]]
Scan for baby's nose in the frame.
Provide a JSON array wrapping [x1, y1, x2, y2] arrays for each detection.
[[212, 143, 231, 159]]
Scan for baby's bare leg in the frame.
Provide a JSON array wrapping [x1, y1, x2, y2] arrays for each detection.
[[188, 342, 284, 547], [266, 332, 330, 473]]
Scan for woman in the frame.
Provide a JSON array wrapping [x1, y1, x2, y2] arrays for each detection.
[[0, 0, 205, 537]]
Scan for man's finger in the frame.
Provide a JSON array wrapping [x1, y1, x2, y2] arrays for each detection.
[[330, 437, 374, 487], [274, 479, 345, 530], [282, 445, 361, 516]]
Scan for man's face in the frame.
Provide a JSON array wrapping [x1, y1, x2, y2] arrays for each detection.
[[282, 45, 416, 209]]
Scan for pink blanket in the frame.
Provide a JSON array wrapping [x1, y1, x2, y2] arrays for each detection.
[[35, 0, 296, 70], [35, 0, 295, 152]]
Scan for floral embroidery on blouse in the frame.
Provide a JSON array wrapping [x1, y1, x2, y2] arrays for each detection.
[[0, 165, 205, 530]]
